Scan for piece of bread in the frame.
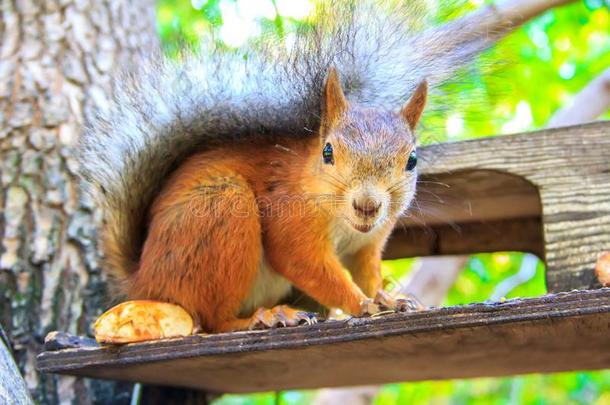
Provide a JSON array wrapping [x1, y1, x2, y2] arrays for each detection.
[[94, 300, 194, 344]]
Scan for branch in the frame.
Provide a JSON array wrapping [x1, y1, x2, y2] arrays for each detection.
[[394, 256, 467, 307], [312, 386, 379, 405], [489, 253, 538, 301], [0, 324, 33, 405], [439, 0, 578, 46], [548, 67, 610, 128]]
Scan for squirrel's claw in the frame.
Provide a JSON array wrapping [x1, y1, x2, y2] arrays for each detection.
[[295, 311, 318, 326], [374, 290, 425, 313], [359, 298, 381, 316], [249, 306, 317, 330]]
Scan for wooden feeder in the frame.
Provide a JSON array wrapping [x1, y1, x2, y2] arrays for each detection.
[[37, 122, 610, 393]]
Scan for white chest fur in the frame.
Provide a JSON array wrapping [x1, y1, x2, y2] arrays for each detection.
[[240, 219, 379, 316], [239, 256, 293, 316], [329, 218, 379, 259]]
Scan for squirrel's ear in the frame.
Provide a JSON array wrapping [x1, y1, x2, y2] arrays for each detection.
[[400, 80, 428, 131], [322, 67, 348, 127]]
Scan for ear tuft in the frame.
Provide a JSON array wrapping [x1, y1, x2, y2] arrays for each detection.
[[400, 80, 428, 131], [321, 67, 348, 128]]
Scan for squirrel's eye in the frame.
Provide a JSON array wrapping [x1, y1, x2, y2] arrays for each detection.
[[323, 143, 334, 165], [405, 150, 417, 171]]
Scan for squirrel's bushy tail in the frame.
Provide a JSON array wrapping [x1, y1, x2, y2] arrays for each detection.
[[78, 0, 491, 285]]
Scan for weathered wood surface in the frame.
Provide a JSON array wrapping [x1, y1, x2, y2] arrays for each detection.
[[386, 121, 610, 292], [37, 289, 610, 393]]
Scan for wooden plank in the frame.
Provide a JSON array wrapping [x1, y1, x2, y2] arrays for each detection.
[[385, 217, 544, 259], [397, 121, 610, 292], [37, 289, 610, 393], [407, 170, 541, 227]]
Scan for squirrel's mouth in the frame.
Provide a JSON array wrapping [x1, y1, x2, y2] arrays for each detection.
[[348, 220, 375, 233]]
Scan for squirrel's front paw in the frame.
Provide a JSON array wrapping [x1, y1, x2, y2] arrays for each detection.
[[374, 290, 425, 313], [249, 305, 317, 330], [358, 298, 381, 316]]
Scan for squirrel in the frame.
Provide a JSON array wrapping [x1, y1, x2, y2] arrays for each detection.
[[78, 1, 486, 334]]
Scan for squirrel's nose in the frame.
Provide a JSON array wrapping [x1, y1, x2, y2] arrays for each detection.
[[352, 196, 381, 218]]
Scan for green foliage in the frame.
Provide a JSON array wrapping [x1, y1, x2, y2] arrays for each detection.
[[382, 252, 547, 306], [373, 371, 610, 405], [422, 0, 610, 143], [157, 0, 610, 142], [446, 253, 546, 305], [155, 1, 610, 404], [213, 370, 610, 405]]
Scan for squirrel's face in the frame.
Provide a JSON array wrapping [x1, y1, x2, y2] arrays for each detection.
[[311, 68, 427, 234], [314, 108, 418, 233]]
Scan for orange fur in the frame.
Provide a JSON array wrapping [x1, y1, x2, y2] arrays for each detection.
[[344, 241, 388, 298], [127, 135, 383, 331], [263, 201, 368, 316], [130, 158, 263, 332]]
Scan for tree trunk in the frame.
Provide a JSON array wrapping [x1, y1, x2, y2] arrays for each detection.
[[0, 1, 157, 403]]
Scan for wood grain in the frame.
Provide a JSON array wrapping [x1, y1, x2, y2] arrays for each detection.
[[386, 121, 610, 292], [37, 289, 610, 393]]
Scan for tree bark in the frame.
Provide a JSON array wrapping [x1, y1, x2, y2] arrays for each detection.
[[0, 1, 157, 403]]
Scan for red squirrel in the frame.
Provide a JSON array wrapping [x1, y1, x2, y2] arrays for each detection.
[[129, 70, 425, 332], [79, 1, 486, 335]]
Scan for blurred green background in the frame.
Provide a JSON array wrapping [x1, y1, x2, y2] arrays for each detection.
[[156, 0, 610, 404]]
